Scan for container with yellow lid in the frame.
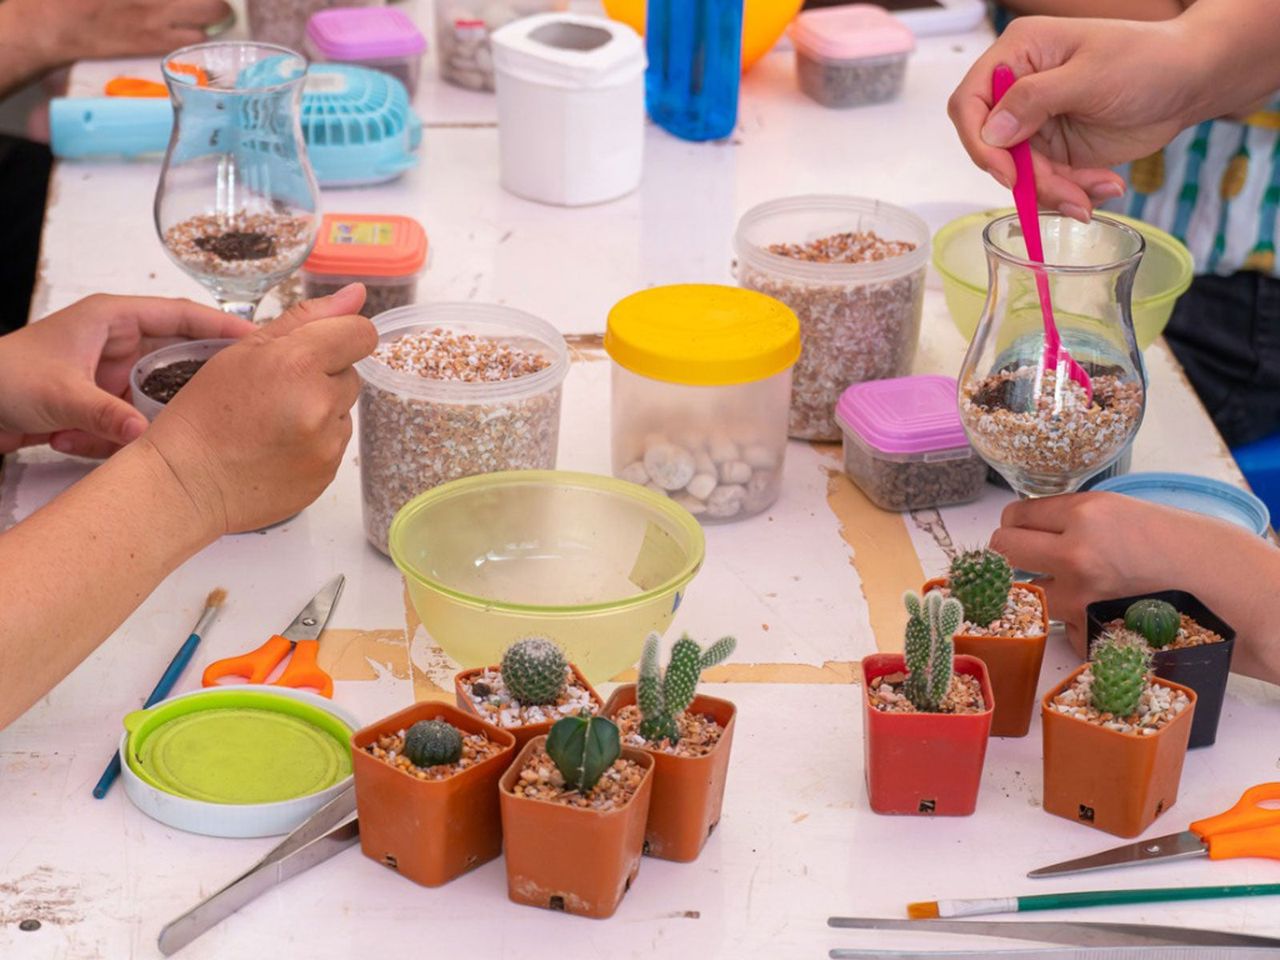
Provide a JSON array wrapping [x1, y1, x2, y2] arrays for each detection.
[[605, 284, 800, 523]]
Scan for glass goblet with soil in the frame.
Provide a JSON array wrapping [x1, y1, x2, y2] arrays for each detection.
[[958, 214, 1147, 499], [154, 42, 320, 321]]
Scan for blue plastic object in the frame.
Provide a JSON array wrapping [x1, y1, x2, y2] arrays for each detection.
[[1093, 471, 1271, 536], [645, 0, 743, 141], [1231, 430, 1280, 528], [50, 97, 173, 159]]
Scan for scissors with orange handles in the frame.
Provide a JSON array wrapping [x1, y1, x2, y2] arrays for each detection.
[[1030, 783, 1280, 878], [201, 575, 344, 699]]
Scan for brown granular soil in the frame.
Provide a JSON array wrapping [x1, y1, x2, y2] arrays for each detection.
[[613, 704, 725, 757], [364, 727, 505, 781], [164, 211, 312, 279], [140, 359, 207, 404], [1048, 668, 1190, 735], [934, 584, 1046, 638], [509, 744, 645, 811], [766, 231, 917, 264], [868, 672, 987, 715], [1102, 615, 1226, 651], [194, 231, 275, 262], [373, 329, 550, 381]]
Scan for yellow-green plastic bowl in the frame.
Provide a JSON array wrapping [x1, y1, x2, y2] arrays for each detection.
[[933, 208, 1193, 349], [389, 470, 706, 683]]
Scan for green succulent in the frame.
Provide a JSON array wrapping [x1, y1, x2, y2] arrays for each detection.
[[637, 632, 736, 744], [1124, 599, 1181, 650], [903, 589, 963, 713], [1090, 630, 1152, 717], [403, 719, 463, 768], [546, 712, 621, 793], [948, 548, 1014, 627], [500, 636, 568, 706]]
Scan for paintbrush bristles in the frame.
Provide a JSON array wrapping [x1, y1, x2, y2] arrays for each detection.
[[206, 588, 227, 609], [906, 902, 940, 920]]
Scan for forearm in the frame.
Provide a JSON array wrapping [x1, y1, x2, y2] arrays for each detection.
[[1181, 0, 1280, 123], [0, 442, 217, 729], [998, 0, 1184, 19], [0, 0, 58, 99]]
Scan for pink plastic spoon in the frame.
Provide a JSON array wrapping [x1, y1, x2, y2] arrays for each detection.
[[991, 64, 1093, 405]]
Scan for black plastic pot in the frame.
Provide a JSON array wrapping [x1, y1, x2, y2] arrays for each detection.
[[1086, 591, 1236, 749]]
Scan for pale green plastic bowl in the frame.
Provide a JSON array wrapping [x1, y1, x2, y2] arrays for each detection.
[[389, 470, 706, 683], [933, 208, 1193, 349]]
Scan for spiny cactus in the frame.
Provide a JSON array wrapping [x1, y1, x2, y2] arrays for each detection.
[[902, 589, 963, 713], [500, 636, 568, 705], [1090, 630, 1152, 717], [637, 632, 737, 744], [1124, 599, 1181, 650], [546, 712, 621, 793], [948, 548, 1014, 627], [403, 719, 463, 768]]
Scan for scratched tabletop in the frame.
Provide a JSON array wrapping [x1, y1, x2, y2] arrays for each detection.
[[3, 4, 1279, 958]]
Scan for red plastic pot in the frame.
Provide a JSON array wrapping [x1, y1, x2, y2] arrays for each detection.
[[454, 663, 604, 750], [861, 653, 994, 816]]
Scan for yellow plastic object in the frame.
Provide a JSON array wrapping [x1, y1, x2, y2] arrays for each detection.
[[389, 470, 705, 682], [933, 208, 1193, 350], [605, 284, 800, 386], [602, 0, 803, 71]]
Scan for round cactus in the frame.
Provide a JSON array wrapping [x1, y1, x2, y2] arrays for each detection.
[[1090, 630, 1152, 717], [1124, 599, 1181, 649], [403, 719, 463, 768], [948, 548, 1014, 627], [500, 637, 568, 705]]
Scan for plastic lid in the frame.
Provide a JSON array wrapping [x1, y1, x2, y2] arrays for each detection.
[[492, 13, 646, 90], [835, 375, 968, 454], [1093, 472, 1270, 537], [605, 285, 801, 387], [303, 213, 428, 277], [790, 4, 915, 62], [306, 7, 427, 60]]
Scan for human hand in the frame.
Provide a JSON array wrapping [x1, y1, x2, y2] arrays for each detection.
[[948, 16, 1202, 219], [140, 284, 377, 536], [989, 492, 1253, 654], [0, 295, 254, 458], [31, 0, 233, 67]]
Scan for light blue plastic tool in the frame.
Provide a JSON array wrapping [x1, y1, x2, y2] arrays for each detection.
[[1094, 472, 1271, 536]]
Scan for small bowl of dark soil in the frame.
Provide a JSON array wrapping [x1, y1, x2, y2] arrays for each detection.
[[130, 339, 237, 422]]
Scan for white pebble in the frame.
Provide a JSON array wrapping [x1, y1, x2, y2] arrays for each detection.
[[743, 444, 778, 469], [706, 484, 746, 518], [672, 493, 707, 515], [619, 461, 649, 486], [709, 436, 740, 464], [720, 460, 752, 485], [644, 443, 696, 491], [694, 449, 717, 476], [686, 473, 717, 500]]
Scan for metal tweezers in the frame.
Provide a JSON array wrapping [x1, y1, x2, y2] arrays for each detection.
[[827, 916, 1280, 960]]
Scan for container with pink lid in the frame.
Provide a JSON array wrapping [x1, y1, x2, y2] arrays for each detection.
[[789, 4, 914, 109], [835, 375, 987, 511], [306, 7, 428, 101]]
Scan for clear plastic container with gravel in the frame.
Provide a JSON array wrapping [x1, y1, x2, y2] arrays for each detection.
[[355, 303, 569, 555], [605, 285, 801, 524], [301, 213, 428, 319], [305, 7, 427, 101], [434, 0, 569, 92], [836, 374, 987, 512], [789, 4, 914, 109], [247, 0, 378, 55], [735, 195, 930, 441]]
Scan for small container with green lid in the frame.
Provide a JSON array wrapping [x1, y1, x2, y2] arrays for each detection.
[[605, 284, 801, 523]]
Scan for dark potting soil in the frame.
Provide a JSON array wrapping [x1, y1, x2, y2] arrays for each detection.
[[140, 359, 207, 404], [193, 231, 276, 262]]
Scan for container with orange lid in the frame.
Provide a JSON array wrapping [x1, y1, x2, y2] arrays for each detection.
[[605, 284, 801, 523], [302, 213, 429, 318]]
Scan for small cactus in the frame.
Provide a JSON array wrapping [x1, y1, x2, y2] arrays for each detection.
[[546, 712, 621, 793], [403, 719, 463, 768], [902, 589, 964, 712], [637, 632, 737, 744], [500, 636, 568, 705], [1124, 599, 1181, 650], [948, 548, 1014, 627], [1090, 630, 1152, 717]]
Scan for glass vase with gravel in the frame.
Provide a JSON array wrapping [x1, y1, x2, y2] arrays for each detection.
[[354, 303, 569, 556], [155, 43, 320, 322], [734, 195, 930, 441], [958, 213, 1147, 499]]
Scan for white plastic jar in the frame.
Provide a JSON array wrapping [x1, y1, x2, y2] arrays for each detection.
[[605, 285, 801, 523], [491, 13, 645, 206]]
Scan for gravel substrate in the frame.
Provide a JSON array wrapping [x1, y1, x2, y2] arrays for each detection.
[[364, 726, 505, 780], [1102, 615, 1226, 651], [934, 584, 1046, 638], [612, 704, 724, 757], [1048, 668, 1190, 735], [511, 743, 645, 810], [163, 212, 313, 281], [868, 672, 986, 715], [460, 666, 599, 728]]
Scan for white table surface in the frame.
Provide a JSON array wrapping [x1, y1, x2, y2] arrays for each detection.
[[3, 4, 1278, 959]]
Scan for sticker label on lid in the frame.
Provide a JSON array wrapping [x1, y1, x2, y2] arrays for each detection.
[[305, 72, 349, 95], [329, 220, 395, 245]]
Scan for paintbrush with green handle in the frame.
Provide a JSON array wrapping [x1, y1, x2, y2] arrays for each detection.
[[908, 883, 1280, 919]]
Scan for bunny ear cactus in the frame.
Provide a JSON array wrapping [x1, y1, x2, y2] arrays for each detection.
[[1124, 599, 1181, 650], [902, 589, 963, 713], [636, 632, 737, 744], [546, 712, 621, 793], [1090, 629, 1153, 717], [948, 548, 1014, 627]]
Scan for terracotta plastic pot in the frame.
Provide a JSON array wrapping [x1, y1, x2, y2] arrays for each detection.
[[351, 701, 516, 887], [1086, 591, 1236, 749], [1042, 664, 1197, 838], [924, 577, 1048, 739], [499, 736, 654, 919], [861, 653, 994, 816], [601, 684, 736, 862], [454, 663, 604, 750]]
